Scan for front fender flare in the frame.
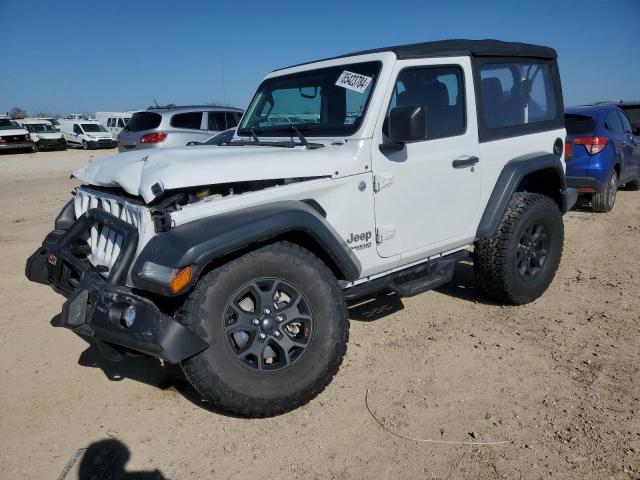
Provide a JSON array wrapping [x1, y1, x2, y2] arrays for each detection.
[[131, 201, 361, 295]]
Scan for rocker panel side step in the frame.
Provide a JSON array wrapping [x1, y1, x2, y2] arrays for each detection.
[[344, 250, 469, 300]]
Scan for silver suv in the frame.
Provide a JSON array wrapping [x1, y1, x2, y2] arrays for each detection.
[[117, 105, 243, 152]]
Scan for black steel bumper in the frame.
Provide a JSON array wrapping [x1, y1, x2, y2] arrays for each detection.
[[37, 138, 67, 149], [25, 208, 207, 363], [88, 139, 117, 149]]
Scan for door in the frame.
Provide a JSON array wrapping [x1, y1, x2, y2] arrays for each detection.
[[618, 110, 640, 177], [605, 110, 632, 182], [371, 58, 481, 258]]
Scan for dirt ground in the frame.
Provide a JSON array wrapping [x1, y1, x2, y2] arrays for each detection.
[[1, 148, 639, 480]]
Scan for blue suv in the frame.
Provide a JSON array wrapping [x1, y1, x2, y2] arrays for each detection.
[[565, 105, 640, 212]]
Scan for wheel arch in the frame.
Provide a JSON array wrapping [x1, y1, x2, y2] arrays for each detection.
[[476, 153, 569, 239], [131, 201, 361, 297]]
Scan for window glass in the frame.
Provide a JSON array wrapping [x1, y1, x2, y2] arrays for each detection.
[[386, 66, 465, 140], [171, 112, 203, 129], [82, 123, 107, 132], [107, 118, 112, 127], [480, 62, 556, 129], [126, 112, 162, 132], [117, 118, 125, 128], [605, 111, 623, 134], [239, 61, 381, 136], [619, 106, 640, 129], [565, 114, 595, 135], [618, 110, 632, 133], [73, 124, 82, 134], [208, 112, 239, 131]]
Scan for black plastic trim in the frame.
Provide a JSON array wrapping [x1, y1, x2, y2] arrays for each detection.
[[131, 201, 362, 296], [476, 153, 567, 239], [565, 176, 605, 191]]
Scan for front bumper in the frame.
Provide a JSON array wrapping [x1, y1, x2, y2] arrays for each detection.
[[0, 142, 32, 150], [37, 138, 67, 149], [25, 208, 207, 363], [88, 139, 117, 149]]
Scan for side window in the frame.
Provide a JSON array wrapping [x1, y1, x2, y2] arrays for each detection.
[[73, 124, 82, 134], [117, 118, 125, 128], [171, 112, 203, 129], [605, 111, 624, 134], [107, 118, 112, 127], [618, 110, 632, 134], [208, 112, 239, 131], [386, 65, 465, 140], [480, 62, 557, 129]]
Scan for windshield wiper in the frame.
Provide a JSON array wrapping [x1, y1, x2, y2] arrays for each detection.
[[240, 125, 324, 149]]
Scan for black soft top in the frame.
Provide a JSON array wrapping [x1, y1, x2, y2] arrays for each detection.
[[277, 39, 556, 71]]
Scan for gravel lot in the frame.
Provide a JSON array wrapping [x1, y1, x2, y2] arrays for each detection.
[[1, 148, 639, 479]]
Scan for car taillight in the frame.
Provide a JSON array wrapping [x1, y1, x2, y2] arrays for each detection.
[[573, 136, 608, 155], [564, 139, 572, 161], [140, 132, 167, 144]]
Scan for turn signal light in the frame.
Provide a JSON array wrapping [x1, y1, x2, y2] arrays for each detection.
[[170, 266, 193, 294], [140, 132, 167, 144], [573, 136, 608, 155]]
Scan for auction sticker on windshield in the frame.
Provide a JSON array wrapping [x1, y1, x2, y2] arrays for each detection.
[[335, 71, 372, 93]]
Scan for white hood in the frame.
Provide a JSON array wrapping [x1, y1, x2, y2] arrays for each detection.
[[0, 127, 29, 137], [73, 145, 341, 203]]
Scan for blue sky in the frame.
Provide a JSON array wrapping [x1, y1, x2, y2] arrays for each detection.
[[1, 0, 638, 116]]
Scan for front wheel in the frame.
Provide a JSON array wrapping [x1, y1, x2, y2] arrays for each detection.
[[592, 169, 617, 212], [82, 140, 88, 150], [178, 241, 349, 417], [473, 192, 564, 305]]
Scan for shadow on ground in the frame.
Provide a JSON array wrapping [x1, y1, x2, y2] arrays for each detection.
[[59, 439, 166, 480]]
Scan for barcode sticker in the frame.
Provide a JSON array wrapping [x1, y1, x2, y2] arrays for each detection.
[[335, 71, 372, 93]]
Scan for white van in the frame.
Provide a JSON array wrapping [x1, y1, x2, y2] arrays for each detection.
[[16, 118, 67, 151], [59, 119, 116, 150], [95, 111, 137, 138]]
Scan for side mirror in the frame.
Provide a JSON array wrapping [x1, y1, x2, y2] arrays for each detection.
[[380, 106, 426, 154], [186, 141, 202, 146]]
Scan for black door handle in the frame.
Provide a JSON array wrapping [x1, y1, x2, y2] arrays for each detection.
[[452, 156, 479, 168]]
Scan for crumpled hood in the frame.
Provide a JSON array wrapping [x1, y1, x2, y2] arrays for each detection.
[[73, 145, 340, 203]]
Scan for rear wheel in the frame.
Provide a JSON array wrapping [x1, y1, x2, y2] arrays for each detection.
[[473, 192, 564, 305], [178, 241, 349, 417], [592, 169, 617, 212]]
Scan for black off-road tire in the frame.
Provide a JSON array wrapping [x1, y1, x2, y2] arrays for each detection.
[[592, 169, 617, 212], [177, 241, 349, 417], [473, 192, 564, 305]]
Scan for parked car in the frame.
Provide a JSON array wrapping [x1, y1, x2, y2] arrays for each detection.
[[16, 118, 67, 151], [59, 119, 117, 150], [34, 117, 61, 131], [612, 101, 640, 136], [27, 39, 575, 417], [117, 105, 243, 152], [187, 128, 236, 146], [96, 111, 138, 139], [565, 105, 640, 212], [0, 117, 33, 153]]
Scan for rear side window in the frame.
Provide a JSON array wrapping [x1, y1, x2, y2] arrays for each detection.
[[171, 112, 203, 129], [480, 62, 557, 129], [618, 111, 632, 133], [207, 111, 239, 131], [565, 114, 594, 135], [126, 112, 162, 132], [386, 65, 465, 140], [605, 111, 624, 134]]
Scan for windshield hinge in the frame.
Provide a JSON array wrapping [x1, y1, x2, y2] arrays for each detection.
[[376, 225, 396, 244], [373, 174, 393, 193]]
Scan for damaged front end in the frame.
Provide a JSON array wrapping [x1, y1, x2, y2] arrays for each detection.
[[25, 206, 208, 363]]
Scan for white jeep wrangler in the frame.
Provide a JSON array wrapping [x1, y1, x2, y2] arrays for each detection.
[[26, 40, 577, 416]]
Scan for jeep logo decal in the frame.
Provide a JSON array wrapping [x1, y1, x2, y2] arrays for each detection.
[[346, 231, 372, 251]]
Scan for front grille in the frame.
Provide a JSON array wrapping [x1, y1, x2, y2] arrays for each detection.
[[1, 135, 27, 144], [97, 139, 114, 147], [73, 188, 145, 273]]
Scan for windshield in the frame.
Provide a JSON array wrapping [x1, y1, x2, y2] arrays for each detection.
[[0, 119, 21, 130], [238, 61, 381, 137], [81, 123, 107, 132], [26, 123, 58, 133]]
